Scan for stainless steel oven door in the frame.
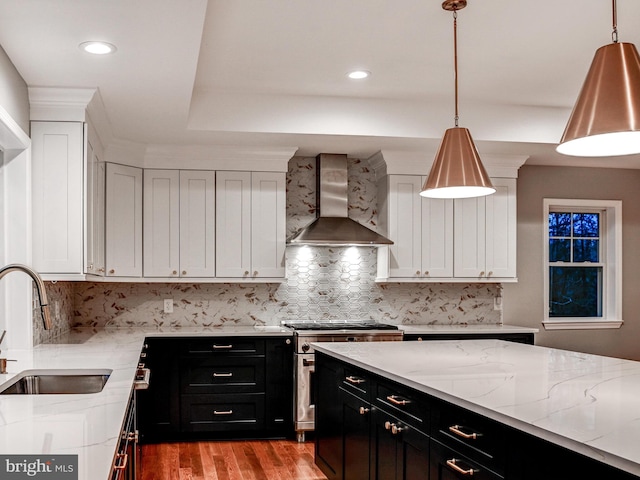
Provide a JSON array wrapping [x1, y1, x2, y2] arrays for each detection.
[[294, 353, 315, 442]]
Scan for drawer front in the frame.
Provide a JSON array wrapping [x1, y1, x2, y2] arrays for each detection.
[[375, 380, 429, 430], [430, 438, 503, 480], [432, 401, 505, 475], [181, 357, 265, 394], [181, 394, 265, 432], [340, 365, 372, 400], [182, 337, 265, 356]]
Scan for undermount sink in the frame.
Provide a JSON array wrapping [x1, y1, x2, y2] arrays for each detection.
[[0, 369, 112, 395]]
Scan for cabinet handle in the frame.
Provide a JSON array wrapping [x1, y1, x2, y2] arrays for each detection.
[[359, 407, 369, 415], [172, 270, 177, 275], [449, 425, 481, 440], [213, 372, 233, 377], [415, 270, 420, 275], [213, 344, 233, 349], [446, 459, 477, 476], [114, 453, 128, 470], [424, 271, 429, 276], [182, 270, 187, 275], [253, 271, 258, 276], [386, 395, 410, 406], [479, 271, 485, 277], [345, 376, 365, 385], [384, 421, 393, 430], [391, 424, 403, 435], [109, 269, 115, 275], [487, 271, 493, 277], [244, 271, 250, 276], [98, 268, 105, 273], [213, 410, 233, 415]]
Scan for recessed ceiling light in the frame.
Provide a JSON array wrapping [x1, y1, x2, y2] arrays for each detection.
[[79, 41, 117, 55], [347, 70, 371, 80]]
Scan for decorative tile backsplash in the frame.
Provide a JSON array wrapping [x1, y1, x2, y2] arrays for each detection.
[[35, 156, 501, 341]]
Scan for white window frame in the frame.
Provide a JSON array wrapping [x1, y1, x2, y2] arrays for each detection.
[[543, 199, 622, 330]]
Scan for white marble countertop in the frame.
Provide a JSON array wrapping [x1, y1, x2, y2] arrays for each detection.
[[312, 339, 640, 477], [397, 324, 539, 335], [0, 325, 293, 480]]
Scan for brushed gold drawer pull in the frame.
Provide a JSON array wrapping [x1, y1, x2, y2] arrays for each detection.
[[213, 372, 233, 377], [114, 453, 128, 470], [391, 424, 403, 435], [386, 395, 410, 406], [359, 407, 369, 415], [449, 425, 480, 440], [345, 376, 365, 385], [446, 459, 477, 476], [384, 421, 393, 430], [213, 344, 233, 349], [214, 410, 233, 415]]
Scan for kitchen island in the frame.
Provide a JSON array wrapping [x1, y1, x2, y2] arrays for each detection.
[[313, 339, 640, 479]]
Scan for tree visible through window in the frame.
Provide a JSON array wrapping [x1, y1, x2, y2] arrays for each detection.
[[548, 210, 602, 317]]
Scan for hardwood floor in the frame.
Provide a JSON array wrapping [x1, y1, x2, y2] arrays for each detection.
[[140, 440, 328, 480]]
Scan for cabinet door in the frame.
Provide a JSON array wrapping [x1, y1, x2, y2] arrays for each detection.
[[421, 185, 454, 278], [454, 194, 487, 278], [85, 137, 105, 276], [251, 172, 285, 278], [105, 163, 142, 277], [215, 171, 251, 277], [388, 176, 422, 278], [180, 171, 215, 277], [143, 170, 180, 277], [265, 337, 293, 434], [31, 121, 84, 274], [342, 389, 371, 480], [315, 354, 344, 480], [485, 178, 516, 278]]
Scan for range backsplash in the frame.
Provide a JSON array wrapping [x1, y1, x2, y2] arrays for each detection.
[[37, 156, 501, 340]]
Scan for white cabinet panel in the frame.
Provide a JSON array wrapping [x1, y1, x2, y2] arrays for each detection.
[[85, 135, 105, 276], [179, 171, 215, 277], [454, 177, 516, 279], [215, 171, 285, 279], [143, 170, 180, 277], [251, 172, 285, 278], [385, 175, 454, 279], [105, 163, 142, 277], [216, 171, 251, 277], [31, 121, 84, 274]]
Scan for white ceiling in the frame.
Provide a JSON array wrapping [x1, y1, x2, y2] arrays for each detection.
[[1, 0, 640, 167]]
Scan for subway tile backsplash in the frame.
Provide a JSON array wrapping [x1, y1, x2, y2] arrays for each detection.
[[36, 156, 501, 342]]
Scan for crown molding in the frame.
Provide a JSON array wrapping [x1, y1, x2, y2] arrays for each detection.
[[28, 87, 96, 122]]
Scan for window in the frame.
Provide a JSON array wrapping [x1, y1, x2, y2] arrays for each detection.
[[543, 199, 622, 330]]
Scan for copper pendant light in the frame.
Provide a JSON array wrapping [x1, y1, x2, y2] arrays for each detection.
[[420, 0, 495, 199], [557, 0, 640, 157]]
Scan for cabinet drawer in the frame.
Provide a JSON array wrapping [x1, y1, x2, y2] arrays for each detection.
[[181, 394, 265, 432], [182, 337, 265, 356], [374, 380, 429, 430], [431, 438, 503, 480], [181, 357, 265, 394], [432, 401, 506, 475], [340, 365, 372, 400]]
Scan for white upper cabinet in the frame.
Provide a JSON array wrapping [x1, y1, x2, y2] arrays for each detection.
[[385, 175, 453, 279], [85, 129, 105, 277], [31, 121, 84, 275], [216, 171, 285, 279], [143, 170, 215, 278], [179, 171, 216, 277], [105, 163, 143, 277], [453, 177, 517, 279]]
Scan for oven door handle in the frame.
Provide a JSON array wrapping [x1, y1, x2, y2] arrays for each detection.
[[303, 358, 315, 367]]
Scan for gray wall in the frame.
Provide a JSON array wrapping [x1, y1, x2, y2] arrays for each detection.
[[503, 164, 640, 360], [0, 44, 28, 134]]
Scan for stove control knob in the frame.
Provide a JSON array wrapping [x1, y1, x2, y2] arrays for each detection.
[[302, 343, 310, 353]]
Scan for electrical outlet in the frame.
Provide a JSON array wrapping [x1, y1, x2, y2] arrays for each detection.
[[54, 301, 60, 318], [494, 297, 503, 311], [163, 299, 174, 314]]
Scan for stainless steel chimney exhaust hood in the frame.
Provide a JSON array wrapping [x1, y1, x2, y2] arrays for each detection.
[[287, 154, 393, 246]]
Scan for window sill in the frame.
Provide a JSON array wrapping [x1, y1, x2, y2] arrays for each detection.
[[542, 319, 623, 330]]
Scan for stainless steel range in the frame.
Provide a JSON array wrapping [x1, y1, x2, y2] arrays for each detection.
[[283, 320, 403, 442]]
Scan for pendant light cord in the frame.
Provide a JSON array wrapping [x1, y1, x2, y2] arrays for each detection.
[[612, 0, 618, 43], [453, 9, 459, 127]]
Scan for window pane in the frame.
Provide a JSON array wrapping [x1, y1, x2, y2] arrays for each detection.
[[549, 266, 602, 317], [573, 239, 599, 262], [549, 212, 571, 237], [572, 213, 599, 237], [549, 239, 571, 262]]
